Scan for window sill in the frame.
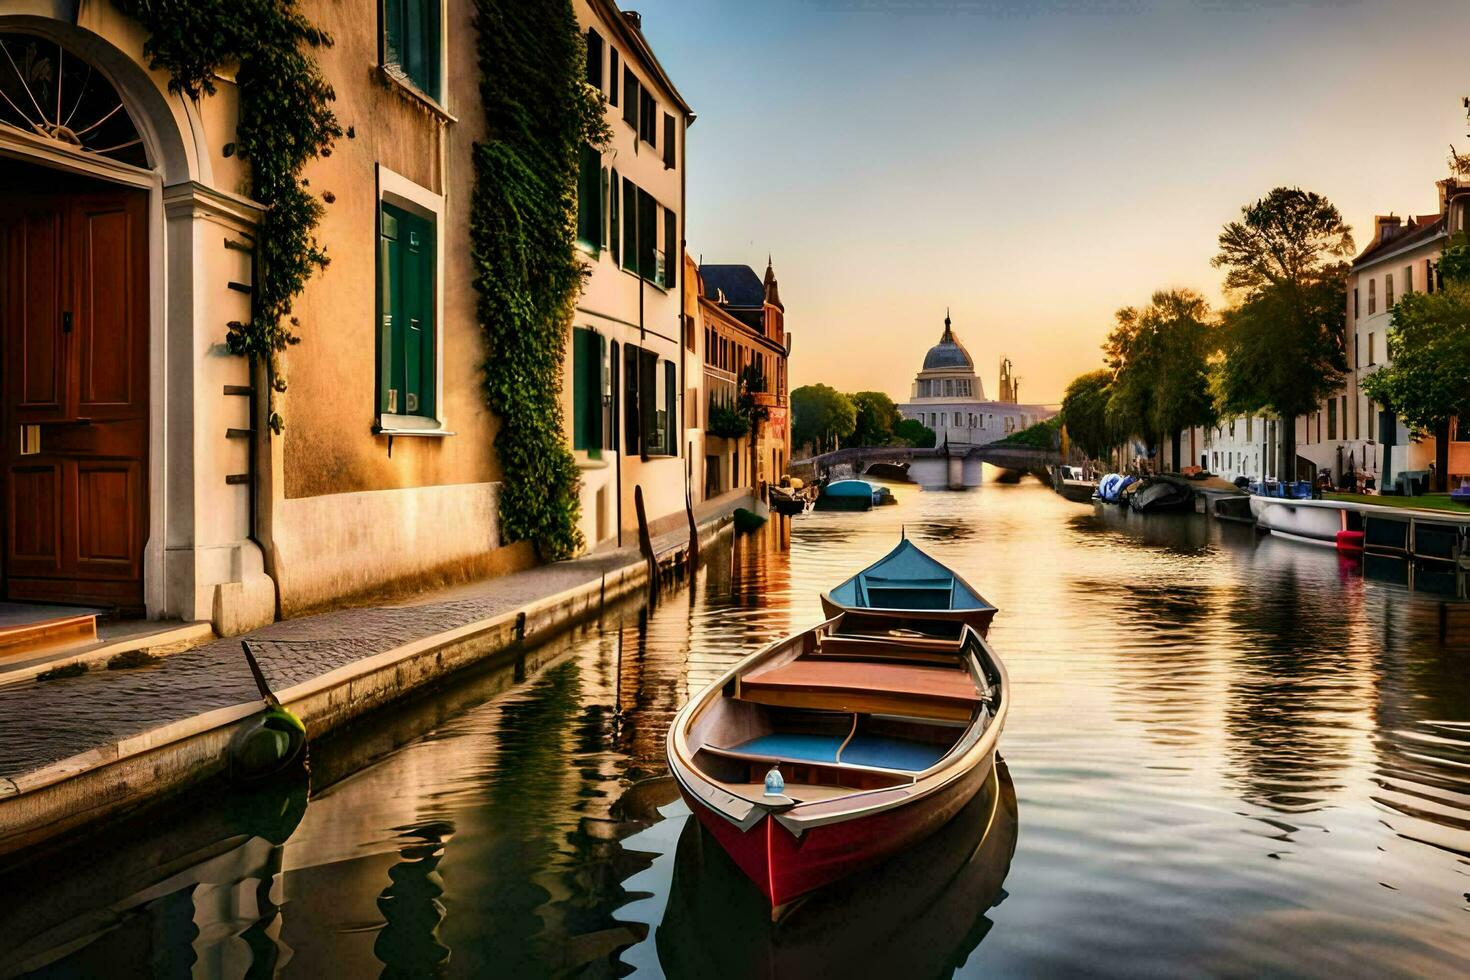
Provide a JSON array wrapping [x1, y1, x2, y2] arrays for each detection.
[[375, 416, 454, 438], [378, 66, 458, 123], [576, 455, 610, 470]]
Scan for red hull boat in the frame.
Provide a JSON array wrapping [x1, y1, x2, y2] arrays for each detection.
[[668, 580, 1008, 914]]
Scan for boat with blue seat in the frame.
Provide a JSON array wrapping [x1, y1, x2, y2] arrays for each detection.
[[668, 599, 1008, 915], [820, 537, 997, 634]]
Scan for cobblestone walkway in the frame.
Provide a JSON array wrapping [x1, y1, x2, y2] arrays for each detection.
[[0, 510, 723, 780]]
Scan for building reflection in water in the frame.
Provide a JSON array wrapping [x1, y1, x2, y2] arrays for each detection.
[[6, 479, 1470, 976]]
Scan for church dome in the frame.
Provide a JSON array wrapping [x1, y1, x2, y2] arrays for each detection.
[[922, 313, 974, 371]]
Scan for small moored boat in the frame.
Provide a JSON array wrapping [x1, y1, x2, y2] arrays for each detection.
[[820, 537, 997, 634], [816, 478, 882, 511], [667, 600, 1008, 914], [769, 480, 817, 516]]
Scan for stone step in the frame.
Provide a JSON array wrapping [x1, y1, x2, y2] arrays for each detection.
[[0, 613, 97, 660]]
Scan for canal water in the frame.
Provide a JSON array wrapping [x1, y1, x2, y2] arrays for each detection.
[[6, 476, 1470, 977]]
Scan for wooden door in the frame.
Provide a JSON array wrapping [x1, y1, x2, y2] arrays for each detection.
[[1, 182, 149, 612]]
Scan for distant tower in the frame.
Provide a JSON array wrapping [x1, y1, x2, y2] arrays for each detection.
[[998, 357, 1017, 403]]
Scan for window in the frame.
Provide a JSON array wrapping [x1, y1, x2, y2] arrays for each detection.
[[383, 0, 442, 100], [609, 48, 619, 106], [1246, 414, 1253, 441], [378, 199, 437, 420], [1354, 334, 1359, 368], [1353, 287, 1358, 319], [577, 144, 601, 250], [1385, 273, 1394, 308], [663, 113, 675, 169], [638, 186, 657, 280], [944, 379, 954, 397], [1368, 278, 1376, 315], [1405, 264, 1413, 294], [1368, 400, 1376, 441], [622, 67, 638, 129], [572, 327, 606, 457], [1327, 397, 1337, 440], [1369, 332, 1375, 365], [1427, 258, 1436, 294], [585, 28, 603, 90], [639, 87, 657, 146]]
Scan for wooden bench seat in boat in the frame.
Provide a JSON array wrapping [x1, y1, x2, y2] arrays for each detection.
[[708, 732, 950, 773], [810, 634, 960, 666], [739, 658, 979, 722]]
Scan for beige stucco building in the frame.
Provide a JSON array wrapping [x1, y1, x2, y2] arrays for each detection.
[[560, 1, 695, 550], [0, 1, 685, 634], [1297, 178, 1470, 490]]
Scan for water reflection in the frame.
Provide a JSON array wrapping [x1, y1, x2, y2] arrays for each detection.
[[656, 760, 1018, 979], [4, 480, 1470, 976]]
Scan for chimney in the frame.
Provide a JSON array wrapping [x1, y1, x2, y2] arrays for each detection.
[[623, 10, 642, 29]]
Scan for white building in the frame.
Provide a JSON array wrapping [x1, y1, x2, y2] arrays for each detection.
[[897, 314, 1055, 448]]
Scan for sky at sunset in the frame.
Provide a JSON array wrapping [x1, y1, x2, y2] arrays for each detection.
[[636, 0, 1470, 405]]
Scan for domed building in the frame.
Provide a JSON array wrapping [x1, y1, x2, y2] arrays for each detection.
[[897, 313, 1056, 449]]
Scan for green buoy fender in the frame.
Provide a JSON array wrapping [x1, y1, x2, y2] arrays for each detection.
[[230, 704, 308, 781]]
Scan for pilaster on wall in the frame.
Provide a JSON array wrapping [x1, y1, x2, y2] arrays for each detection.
[[160, 181, 275, 633]]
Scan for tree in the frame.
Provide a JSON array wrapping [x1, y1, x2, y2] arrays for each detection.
[[1062, 369, 1114, 460], [736, 362, 772, 487], [791, 384, 856, 455], [1102, 292, 1217, 471], [1144, 290, 1218, 471], [1212, 187, 1354, 479], [892, 417, 936, 448], [1361, 248, 1470, 491], [850, 390, 903, 447]]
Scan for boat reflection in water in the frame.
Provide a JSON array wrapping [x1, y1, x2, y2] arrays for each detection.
[[656, 758, 1018, 979]]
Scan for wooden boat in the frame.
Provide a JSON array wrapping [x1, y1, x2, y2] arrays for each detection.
[[657, 759, 1018, 973], [667, 605, 1008, 913], [769, 484, 816, 516], [820, 537, 997, 634], [815, 478, 881, 511], [1127, 475, 1195, 514], [1054, 466, 1098, 503]]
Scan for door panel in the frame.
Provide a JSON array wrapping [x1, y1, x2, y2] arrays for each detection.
[[1, 181, 149, 612], [77, 203, 138, 409], [13, 208, 65, 413], [9, 464, 61, 565]]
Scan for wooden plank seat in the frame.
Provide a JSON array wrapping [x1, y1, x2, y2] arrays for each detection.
[[706, 731, 949, 774], [811, 634, 961, 666], [739, 658, 979, 722]]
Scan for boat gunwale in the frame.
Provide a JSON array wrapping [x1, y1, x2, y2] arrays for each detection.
[[667, 614, 1009, 834]]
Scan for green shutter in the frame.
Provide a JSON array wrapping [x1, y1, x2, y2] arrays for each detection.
[[577, 145, 600, 249], [585, 28, 603, 89], [623, 69, 638, 128], [663, 207, 677, 288], [622, 178, 637, 272], [572, 328, 601, 454], [638, 188, 656, 281], [387, 0, 440, 99], [379, 201, 435, 419], [639, 348, 658, 458], [665, 361, 677, 455], [610, 169, 620, 264]]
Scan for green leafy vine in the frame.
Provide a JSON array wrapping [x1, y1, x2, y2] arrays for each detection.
[[472, 0, 609, 560], [112, 0, 342, 433]]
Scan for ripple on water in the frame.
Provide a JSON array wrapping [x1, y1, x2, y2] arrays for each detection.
[[3, 476, 1469, 977]]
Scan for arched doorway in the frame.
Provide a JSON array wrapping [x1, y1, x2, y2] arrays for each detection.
[[1, 31, 153, 613]]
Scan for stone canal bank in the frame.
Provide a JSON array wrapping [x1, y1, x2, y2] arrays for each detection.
[[0, 493, 752, 863]]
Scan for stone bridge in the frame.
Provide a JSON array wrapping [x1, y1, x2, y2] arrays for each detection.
[[793, 444, 1061, 489]]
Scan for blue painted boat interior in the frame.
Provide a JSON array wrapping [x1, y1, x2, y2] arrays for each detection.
[[729, 732, 947, 772], [828, 539, 992, 611]]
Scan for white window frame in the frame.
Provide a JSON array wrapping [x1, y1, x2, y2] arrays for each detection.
[[376, 163, 449, 435]]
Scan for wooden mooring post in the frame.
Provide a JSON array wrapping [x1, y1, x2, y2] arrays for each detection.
[[634, 484, 658, 606]]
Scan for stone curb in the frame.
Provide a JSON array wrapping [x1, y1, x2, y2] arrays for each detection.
[[0, 511, 734, 859]]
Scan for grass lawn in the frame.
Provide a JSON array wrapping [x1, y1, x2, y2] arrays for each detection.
[[1324, 491, 1470, 514]]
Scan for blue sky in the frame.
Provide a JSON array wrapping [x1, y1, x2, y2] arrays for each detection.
[[635, 0, 1469, 403]]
